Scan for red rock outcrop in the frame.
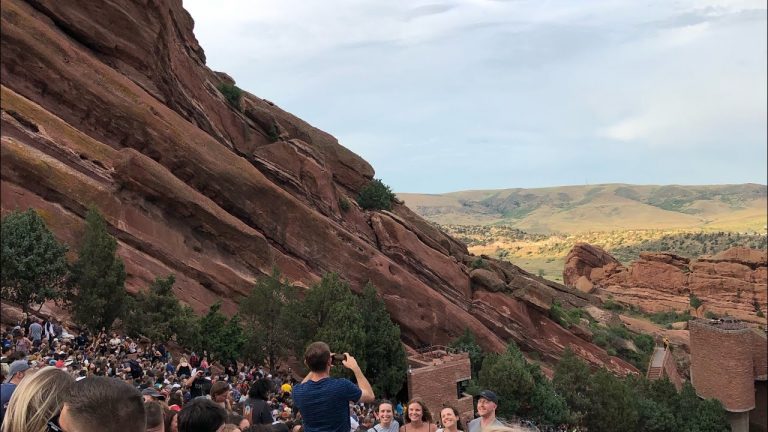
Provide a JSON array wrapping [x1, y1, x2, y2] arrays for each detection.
[[0, 0, 636, 374], [564, 244, 767, 324]]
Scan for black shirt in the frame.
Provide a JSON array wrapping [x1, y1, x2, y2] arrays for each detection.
[[190, 377, 212, 398]]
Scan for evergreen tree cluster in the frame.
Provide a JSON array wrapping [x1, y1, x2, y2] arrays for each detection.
[[468, 344, 729, 432], [270, 273, 407, 398]]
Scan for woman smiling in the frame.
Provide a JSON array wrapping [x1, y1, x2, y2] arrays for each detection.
[[399, 398, 437, 432]]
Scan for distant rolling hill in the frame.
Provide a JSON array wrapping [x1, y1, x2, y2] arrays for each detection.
[[398, 183, 768, 234]]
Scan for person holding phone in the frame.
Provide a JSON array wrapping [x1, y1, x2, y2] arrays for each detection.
[[292, 342, 375, 432], [185, 368, 212, 399]]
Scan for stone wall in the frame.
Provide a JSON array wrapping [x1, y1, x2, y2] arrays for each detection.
[[407, 352, 473, 426], [689, 320, 755, 412], [662, 349, 683, 390]]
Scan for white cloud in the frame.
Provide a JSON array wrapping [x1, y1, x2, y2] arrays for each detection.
[[183, 0, 767, 191]]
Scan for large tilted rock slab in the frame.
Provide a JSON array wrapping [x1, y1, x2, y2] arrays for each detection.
[[0, 0, 636, 373], [564, 243, 767, 324]]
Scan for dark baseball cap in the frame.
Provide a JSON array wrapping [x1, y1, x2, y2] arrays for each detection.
[[477, 390, 498, 404], [142, 387, 164, 400]]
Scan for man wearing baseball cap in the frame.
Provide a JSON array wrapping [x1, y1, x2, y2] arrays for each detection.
[[467, 390, 503, 432], [1, 359, 30, 420]]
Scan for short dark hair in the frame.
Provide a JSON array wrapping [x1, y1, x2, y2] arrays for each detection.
[[304, 341, 330, 372], [64, 376, 145, 432], [178, 398, 227, 432], [249, 378, 272, 400], [145, 401, 165, 429]]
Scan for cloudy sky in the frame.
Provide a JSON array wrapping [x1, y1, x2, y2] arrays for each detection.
[[183, 0, 766, 193]]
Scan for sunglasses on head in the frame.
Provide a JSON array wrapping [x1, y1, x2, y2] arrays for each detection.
[[47, 412, 62, 432]]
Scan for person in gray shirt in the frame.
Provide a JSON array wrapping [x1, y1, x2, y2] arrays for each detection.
[[29, 320, 43, 348], [369, 400, 400, 432], [467, 390, 503, 432]]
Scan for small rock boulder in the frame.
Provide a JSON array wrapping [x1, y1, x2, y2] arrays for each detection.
[[470, 268, 507, 292]]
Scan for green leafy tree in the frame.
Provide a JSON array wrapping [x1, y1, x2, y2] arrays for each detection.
[[678, 383, 730, 432], [359, 282, 407, 398], [449, 328, 485, 379], [1, 209, 69, 314], [286, 273, 356, 354], [195, 301, 245, 363], [477, 343, 536, 418], [585, 369, 638, 432], [239, 269, 298, 371], [357, 179, 396, 211], [285, 273, 388, 382], [124, 275, 189, 342], [636, 398, 679, 432], [529, 379, 570, 426], [552, 348, 591, 424], [315, 294, 367, 376], [69, 208, 127, 333]]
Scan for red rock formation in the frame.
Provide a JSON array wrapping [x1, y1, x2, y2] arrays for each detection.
[[564, 244, 768, 324], [0, 0, 636, 374]]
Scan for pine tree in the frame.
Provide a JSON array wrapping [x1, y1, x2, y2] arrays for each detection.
[[449, 327, 486, 379], [124, 274, 188, 342], [239, 269, 298, 371], [69, 208, 127, 332], [1, 209, 69, 315], [477, 343, 536, 417], [585, 369, 639, 432], [196, 302, 245, 363], [552, 348, 591, 424], [359, 282, 407, 398], [284, 273, 368, 377]]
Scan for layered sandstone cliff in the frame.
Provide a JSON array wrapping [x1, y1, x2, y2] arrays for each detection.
[[564, 243, 767, 324], [0, 0, 636, 373]]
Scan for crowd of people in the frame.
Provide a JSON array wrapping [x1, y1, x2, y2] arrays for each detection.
[[0, 317, 535, 432]]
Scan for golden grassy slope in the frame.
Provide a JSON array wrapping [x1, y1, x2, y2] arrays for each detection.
[[399, 183, 767, 234]]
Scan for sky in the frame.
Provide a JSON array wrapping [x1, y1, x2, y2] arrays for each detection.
[[183, 0, 767, 194]]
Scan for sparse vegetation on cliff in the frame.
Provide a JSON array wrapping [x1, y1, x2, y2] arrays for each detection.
[[217, 83, 243, 110]]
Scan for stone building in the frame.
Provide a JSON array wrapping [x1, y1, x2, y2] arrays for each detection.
[[406, 346, 474, 427], [689, 318, 768, 432]]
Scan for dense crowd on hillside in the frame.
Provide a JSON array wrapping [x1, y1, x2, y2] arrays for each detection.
[[0, 316, 552, 432]]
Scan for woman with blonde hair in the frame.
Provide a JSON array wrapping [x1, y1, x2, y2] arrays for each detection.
[[1, 366, 74, 432]]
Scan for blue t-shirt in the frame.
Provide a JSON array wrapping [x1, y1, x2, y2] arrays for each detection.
[[1, 383, 17, 422], [292, 377, 362, 432]]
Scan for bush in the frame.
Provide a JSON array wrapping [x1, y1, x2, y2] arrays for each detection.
[[470, 257, 488, 269], [550, 302, 584, 329], [356, 179, 396, 211], [338, 196, 351, 212], [757, 310, 765, 318], [217, 83, 243, 110], [648, 310, 692, 325], [602, 299, 625, 312], [689, 294, 703, 309]]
